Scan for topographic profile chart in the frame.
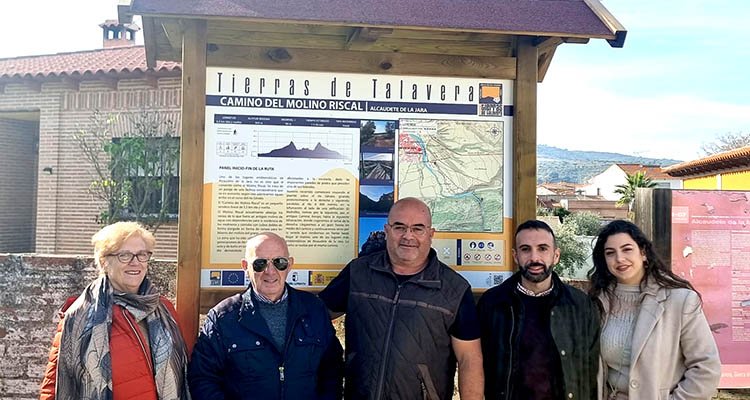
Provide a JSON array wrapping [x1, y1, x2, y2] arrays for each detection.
[[398, 119, 504, 232], [254, 128, 354, 161]]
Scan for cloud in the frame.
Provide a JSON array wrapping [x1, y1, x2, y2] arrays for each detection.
[[539, 77, 750, 161], [538, 0, 750, 162]]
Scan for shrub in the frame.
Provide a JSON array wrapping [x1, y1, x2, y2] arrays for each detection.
[[563, 211, 601, 236]]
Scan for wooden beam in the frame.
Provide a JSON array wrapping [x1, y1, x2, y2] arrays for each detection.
[[583, 0, 627, 47], [209, 19, 515, 43], [208, 45, 516, 79], [142, 16, 158, 68], [206, 30, 510, 56], [209, 20, 351, 35], [345, 27, 393, 50], [200, 290, 243, 315], [537, 45, 557, 83], [634, 188, 672, 264], [533, 36, 563, 82], [533, 36, 563, 53], [161, 18, 184, 52], [513, 36, 538, 232], [563, 37, 590, 44], [385, 29, 514, 43], [530, 37, 562, 83], [177, 18, 207, 352]]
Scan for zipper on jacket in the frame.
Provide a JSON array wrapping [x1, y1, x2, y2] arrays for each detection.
[[278, 313, 303, 398], [121, 308, 154, 374], [374, 284, 402, 400]]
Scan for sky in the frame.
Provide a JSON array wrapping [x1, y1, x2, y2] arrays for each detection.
[[1, 0, 748, 162], [539, 0, 750, 161], [0, 0, 142, 57]]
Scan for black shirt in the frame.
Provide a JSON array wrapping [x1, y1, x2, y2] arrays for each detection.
[[514, 292, 563, 400], [319, 264, 481, 340]]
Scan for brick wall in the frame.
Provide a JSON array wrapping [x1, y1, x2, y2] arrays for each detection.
[[0, 253, 176, 399], [0, 118, 38, 252], [0, 76, 182, 258]]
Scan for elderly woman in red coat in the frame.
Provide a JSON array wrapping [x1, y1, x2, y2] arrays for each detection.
[[40, 221, 190, 400]]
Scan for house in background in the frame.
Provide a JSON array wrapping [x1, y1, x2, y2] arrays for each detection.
[[536, 182, 627, 220], [663, 146, 750, 190], [537, 181, 586, 197], [582, 163, 683, 201], [0, 21, 182, 257]]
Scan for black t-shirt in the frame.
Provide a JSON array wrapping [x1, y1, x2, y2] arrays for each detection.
[[319, 264, 480, 340]]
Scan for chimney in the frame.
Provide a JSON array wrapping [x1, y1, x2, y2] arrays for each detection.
[[99, 20, 140, 48]]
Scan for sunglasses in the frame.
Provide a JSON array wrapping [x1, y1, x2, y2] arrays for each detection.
[[252, 257, 290, 272]]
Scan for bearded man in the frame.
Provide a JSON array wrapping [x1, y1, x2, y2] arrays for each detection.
[[477, 220, 600, 400]]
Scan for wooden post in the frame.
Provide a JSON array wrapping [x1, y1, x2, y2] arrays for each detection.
[[634, 188, 672, 265], [176, 19, 207, 350], [513, 37, 538, 229]]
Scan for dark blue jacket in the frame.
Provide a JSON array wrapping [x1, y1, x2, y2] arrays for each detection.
[[188, 285, 343, 400]]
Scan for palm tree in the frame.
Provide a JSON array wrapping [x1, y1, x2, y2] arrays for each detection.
[[614, 171, 657, 211]]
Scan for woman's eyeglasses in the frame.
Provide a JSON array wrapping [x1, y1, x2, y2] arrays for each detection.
[[252, 257, 290, 272], [108, 251, 153, 263]]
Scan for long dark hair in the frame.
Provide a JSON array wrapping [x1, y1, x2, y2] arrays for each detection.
[[588, 220, 698, 304]]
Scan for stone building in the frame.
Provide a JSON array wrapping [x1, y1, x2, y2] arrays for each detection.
[[0, 21, 182, 257]]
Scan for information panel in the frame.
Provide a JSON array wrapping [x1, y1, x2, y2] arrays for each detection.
[[201, 67, 515, 289], [671, 190, 750, 387]]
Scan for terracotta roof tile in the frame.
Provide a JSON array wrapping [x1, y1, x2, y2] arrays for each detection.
[[663, 146, 750, 177], [0, 46, 180, 82], [616, 164, 673, 180]]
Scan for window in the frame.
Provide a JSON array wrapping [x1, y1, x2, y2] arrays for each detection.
[[111, 136, 180, 219]]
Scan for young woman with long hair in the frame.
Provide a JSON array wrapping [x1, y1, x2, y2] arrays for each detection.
[[589, 220, 720, 400]]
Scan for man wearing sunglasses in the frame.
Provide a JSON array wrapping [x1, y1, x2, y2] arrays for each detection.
[[319, 197, 483, 400], [188, 232, 343, 400]]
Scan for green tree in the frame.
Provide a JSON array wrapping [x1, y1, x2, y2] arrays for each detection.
[[563, 211, 601, 236], [614, 171, 656, 211], [554, 224, 589, 278], [536, 206, 553, 217], [552, 206, 571, 221], [360, 120, 376, 143], [73, 110, 179, 232]]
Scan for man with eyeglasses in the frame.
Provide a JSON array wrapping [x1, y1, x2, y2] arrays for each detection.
[[319, 197, 484, 400], [188, 232, 343, 400]]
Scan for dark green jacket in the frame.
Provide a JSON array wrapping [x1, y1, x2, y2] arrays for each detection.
[[477, 271, 600, 400]]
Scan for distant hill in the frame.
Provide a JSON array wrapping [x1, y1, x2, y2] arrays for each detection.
[[537, 145, 682, 184]]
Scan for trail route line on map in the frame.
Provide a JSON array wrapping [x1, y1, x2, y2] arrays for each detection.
[[398, 119, 504, 232]]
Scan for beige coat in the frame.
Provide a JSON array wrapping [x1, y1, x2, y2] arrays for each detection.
[[598, 281, 721, 400]]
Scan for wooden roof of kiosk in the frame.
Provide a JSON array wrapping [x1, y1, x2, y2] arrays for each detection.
[[119, 0, 626, 345]]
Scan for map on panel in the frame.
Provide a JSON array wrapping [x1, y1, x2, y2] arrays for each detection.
[[398, 119, 504, 232]]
